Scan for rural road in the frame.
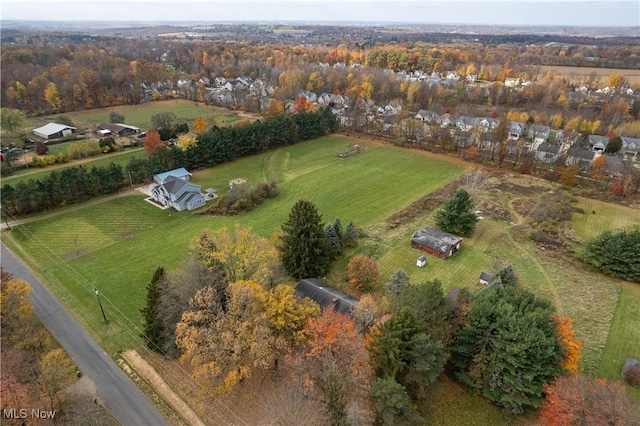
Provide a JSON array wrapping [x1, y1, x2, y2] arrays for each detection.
[[1, 243, 170, 426]]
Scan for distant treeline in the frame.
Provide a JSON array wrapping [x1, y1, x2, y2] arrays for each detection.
[[1, 108, 337, 217]]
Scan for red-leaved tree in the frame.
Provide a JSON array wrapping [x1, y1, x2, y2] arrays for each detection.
[[540, 374, 640, 425], [142, 130, 164, 155]]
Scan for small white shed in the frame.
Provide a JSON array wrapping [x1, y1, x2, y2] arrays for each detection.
[[416, 256, 427, 268]]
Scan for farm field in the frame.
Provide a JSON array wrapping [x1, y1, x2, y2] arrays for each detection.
[[3, 135, 640, 424], [536, 65, 640, 87], [27, 99, 255, 134], [2, 136, 465, 353]]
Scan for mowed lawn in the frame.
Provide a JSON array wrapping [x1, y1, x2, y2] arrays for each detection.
[[572, 197, 640, 399], [2, 136, 466, 353], [32, 99, 252, 133]]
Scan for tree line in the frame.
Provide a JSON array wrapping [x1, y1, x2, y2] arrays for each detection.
[[1, 108, 337, 217]]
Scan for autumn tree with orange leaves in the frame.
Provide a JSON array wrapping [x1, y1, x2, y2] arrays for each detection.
[[540, 373, 640, 425], [292, 307, 374, 425], [348, 255, 379, 292], [553, 315, 582, 373], [142, 130, 164, 155], [194, 117, 206, 133]]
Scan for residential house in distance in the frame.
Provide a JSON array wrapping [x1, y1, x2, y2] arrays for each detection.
[[295, 278, 359, 314], [150, 168, 205, 211], [535, 144, 562, 164], [440, 113, 454, 127], [504, 77, 520, 87], [566, 147, 597, 171], [479, 117, 500, 133], [508, 122, 525, 139], [620, 136, 640, 161], [411, 227, 463, 260], [527, 124, 550, 144], [414, 110, 440, 124], [298, 90, 317, 103], [456, 116, 480, 132], [33, 123, 77, 139], [588, 135, 609, 152], [97, 123, 140, 137]]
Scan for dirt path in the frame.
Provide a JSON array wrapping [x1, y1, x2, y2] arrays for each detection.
[[121, 349, 206, 426]]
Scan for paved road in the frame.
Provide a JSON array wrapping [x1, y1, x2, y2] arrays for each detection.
[[1, 243, 170, 426]]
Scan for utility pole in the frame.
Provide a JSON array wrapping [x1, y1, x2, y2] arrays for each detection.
[[94, 288, 107, 323]]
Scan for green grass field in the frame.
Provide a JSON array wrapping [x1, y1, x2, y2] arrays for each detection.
[[32, 100, 251, 133], [3, 135, 639, 423], [2, 136, 465, 353]]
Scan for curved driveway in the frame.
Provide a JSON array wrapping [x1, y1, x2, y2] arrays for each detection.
[[1, 243, 170, 426]]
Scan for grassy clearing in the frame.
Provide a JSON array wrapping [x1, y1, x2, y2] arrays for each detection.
[[572, 196, 640, 241], [2, 136, 465, 353], [33, 100, 252, 133], [2, 148, 145, 186], [598, 282, 640, 400]]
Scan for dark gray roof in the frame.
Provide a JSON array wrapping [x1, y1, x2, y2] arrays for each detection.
[[537, 144, 560, 154], [411, 227, 463, 254], [295, 278, 358, 314], [568, 147, 596, 161], [162, 176, 189, 195], [479, 271, 494, 282]]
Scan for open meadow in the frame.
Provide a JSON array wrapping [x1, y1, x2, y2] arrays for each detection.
[[3, 135, 640, 424], [27, 99, 254, 134]]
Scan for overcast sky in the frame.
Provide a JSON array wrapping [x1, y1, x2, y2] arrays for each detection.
[[2, 0, 639, 26]]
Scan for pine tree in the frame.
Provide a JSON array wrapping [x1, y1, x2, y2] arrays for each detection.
[[343, 220, 358, 248], [141, 266, 164, 350], [384, 268, 411, 296], [434, 189, 477, 237], [280, 199, 333, 279], [489, 265, 519, 287], [333, 217, 344, 242], [324, 223, 342, 256]]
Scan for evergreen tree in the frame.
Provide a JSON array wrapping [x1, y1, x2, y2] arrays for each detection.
[[343, 220, 358, 248], [369, 308, 446, 404], [140, 266, 164, 350], [323, 363, 349, 426], [384, 268, 411, 296], [434, 189, 477, 237], [391, 280, 452, 346], [579, 229, 640, 283], [280, 199, 333, 279], [370, 377, 424, 426], [324, 223, 342, 256], [452, 285, 562, 415], [489, 265, 519, 287], [333, 217, 344, 241]]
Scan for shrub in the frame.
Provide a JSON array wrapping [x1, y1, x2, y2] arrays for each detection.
[[198, 180, 279, 216], [579, 229, 640, 282]]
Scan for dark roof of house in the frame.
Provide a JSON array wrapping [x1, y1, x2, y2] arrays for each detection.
[[479, 271, 494, 282], [154, 168, 191, 184], [568, 147, 596, 161], [295, 278, 358, 314], [537, 144, 561, 154], [411, 227, 463, 254], [163, 176, 190, 195]]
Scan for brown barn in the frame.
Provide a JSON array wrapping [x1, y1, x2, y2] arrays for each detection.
[[411, 227, 463, 259]]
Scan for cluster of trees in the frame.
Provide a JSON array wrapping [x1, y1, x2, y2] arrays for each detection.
[[1, 163, 124, 216], [198, 180, 280, 216], [1, 268, 116, 424], [579, 228, 640, 282], [137, 194, 640, 424]]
